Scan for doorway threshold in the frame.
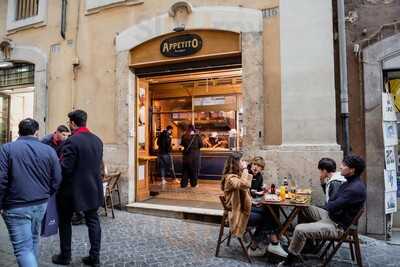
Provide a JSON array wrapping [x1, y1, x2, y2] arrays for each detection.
[[126, 199, 223, 220]]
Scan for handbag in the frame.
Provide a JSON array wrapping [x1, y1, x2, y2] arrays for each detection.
[[41, 194, 59, 237]]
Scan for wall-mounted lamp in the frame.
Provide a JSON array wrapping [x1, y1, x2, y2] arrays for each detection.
[[173, 25, 185, 32]]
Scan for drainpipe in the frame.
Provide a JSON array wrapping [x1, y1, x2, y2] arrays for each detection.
[[337, 0, 350, 156]]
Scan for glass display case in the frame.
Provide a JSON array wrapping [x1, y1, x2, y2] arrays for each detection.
[[151, 94, 242, 153]]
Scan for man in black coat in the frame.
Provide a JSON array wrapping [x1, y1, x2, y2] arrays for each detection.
[[157, 125, 173, 184], [52, 110, 103, 267]]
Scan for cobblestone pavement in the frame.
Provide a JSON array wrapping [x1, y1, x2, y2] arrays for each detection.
[[1, 210, 400, 267]]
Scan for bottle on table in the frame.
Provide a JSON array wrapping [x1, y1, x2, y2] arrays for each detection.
[[283, 177, 289, 194], [289, 175, 297, 194], [279, 185, 286, 200]]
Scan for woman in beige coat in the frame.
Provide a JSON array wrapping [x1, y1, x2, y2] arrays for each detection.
[[221, 153, 287, 258], [221, 152, 253, 237]]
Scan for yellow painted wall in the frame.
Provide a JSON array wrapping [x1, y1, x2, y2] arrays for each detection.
[[0, 0, 280, 144]]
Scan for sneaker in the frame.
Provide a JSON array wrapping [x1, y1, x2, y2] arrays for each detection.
[[247, 246, 266, 257], [82, 255, 100, 267], [277, 253, 299, 267], [51, 254, 71, 265], [267, 243, 288, 258], [161, 178, 167, 184]]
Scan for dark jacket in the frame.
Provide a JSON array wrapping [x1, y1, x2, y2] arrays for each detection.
[[41, 133, 65, 156], [0, 136, 62, 209], [247, 164, 263, 197], [58, 129, 103, 212], [325, 175, 366, 229], [181, 133, 203, 156], [157, 130, 172, 154]]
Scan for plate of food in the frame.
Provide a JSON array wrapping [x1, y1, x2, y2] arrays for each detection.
[[296, 188, 312, 195], [290, 195, 310, 204], [264, 194, 281, 202]]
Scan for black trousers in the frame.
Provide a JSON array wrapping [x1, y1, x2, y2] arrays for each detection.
[[181, 152, 200, 188], [58, 207, 101, 259]]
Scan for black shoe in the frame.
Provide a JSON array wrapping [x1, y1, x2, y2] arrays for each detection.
[[82, 256, 100, 267], [277, 253, 300, 267], [71, 218, 85, 225], [51, 254, 71, 265]]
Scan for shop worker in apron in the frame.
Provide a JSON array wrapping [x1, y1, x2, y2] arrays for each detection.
[[181, 124, 203, 188], [52, 110, 104, 267]]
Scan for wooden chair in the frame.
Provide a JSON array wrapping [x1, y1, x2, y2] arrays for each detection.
[[318, 208, 365, 267], [103, 172, 122, 219], [215, 195, 252, 264]]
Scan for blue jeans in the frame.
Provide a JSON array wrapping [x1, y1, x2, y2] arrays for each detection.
[[2, 203, 48, 267]]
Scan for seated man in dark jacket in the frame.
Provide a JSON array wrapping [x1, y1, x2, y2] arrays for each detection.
[[300, 157, 346, 223], [0, 118, 62, 267], [278, 155, 367, 267]]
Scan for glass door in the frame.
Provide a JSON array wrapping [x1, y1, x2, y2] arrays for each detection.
[[0, 93, 10, 144]]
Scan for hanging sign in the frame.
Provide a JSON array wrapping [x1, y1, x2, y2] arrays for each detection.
[[160, 34, 203, 57], [383, 122, 398, 146], [385, 146, 397, 170], [383, 93, 397, 121], [385, 169, 398, 192], [386, 190, 397, 214]]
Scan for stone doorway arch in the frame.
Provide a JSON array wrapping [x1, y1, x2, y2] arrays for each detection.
[[114, 6, 264, 203], [363, 32, 400, 235]]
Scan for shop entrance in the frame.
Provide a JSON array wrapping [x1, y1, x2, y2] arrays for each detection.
[[135, 68, 243, 210]]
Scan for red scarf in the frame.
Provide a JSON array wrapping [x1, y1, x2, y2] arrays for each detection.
[[73, 127, 90, 135], [52, 133, 62, 146]]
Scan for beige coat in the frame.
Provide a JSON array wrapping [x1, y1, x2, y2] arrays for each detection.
[[221, 169, 253, 237]]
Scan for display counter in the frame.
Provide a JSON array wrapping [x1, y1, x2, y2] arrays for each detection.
[[151, 150, 234, 180]]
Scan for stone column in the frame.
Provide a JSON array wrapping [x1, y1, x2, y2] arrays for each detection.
[[241, 32, 264, 154]]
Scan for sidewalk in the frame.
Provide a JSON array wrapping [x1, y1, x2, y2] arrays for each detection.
[[1, 210, 400, 266]]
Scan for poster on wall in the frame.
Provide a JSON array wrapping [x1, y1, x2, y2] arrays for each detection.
[[383, 122, 398, 146], [138, 87, 146, 151], [385, 146, 397, 170], [385, 169, 398, 192], [383, 92, 397, 121], [386, 190, 398, 214]]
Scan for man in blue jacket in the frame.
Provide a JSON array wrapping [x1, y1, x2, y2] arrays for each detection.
[[0, 118, 62, 267], [278, 155, 367, 267]]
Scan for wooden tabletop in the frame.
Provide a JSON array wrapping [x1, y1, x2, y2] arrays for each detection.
[[254, 199, 311, 207]]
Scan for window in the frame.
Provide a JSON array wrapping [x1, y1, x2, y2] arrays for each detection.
[[7, 0, 48, 31], [0, 64, 34, 88], [15, 0, 39, 20]]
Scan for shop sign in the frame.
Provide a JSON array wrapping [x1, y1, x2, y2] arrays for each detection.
[[160, 34, 202, 57]]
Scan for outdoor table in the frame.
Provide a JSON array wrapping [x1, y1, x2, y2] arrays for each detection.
[[255, 198, 311, 240]]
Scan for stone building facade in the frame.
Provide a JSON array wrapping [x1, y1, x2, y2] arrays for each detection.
[[340, 0, 400, 235], [0, 0, 351, 229]]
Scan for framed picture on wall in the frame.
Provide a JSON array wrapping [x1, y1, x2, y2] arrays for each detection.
[[386, 190, 398, 214], [383, 92, 397, 121], [385, 169, 397, 192], [385, 146, 397, 170], [383, 122, 398, 146]]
